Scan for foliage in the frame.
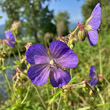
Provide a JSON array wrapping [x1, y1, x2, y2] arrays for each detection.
[[0, 0, 56, 41], [55, 11, 69, 36], [1, 31, 110, 110], [0, 1, 110, 110]]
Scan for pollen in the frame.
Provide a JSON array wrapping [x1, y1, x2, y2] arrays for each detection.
[[49, 60, 54, 65]]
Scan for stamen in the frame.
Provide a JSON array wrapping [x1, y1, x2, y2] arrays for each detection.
[[49, 60, 54, 65]]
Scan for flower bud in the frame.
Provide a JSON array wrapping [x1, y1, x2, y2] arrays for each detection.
[[25, 43, 32, 50], [20, 73, 26, 80], [78, 29, 85, 41], [98, 74, 103, 82], [11, 21, 21, 32]]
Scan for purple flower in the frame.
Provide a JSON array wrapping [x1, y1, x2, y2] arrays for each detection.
[[87, 3, 101, 46], [89, 65, 98, 86], [5, 30, 15, 48], [26, 40, 78, 87]]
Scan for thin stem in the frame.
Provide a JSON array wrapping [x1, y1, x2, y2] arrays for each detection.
[[98, 36, 103, 74], [96, 86, 105, 110], [57, 95, 62, 110], [2, 59, 13, 95], [68, 26, 78, 45], [4, 73, 13, 93], [8, 49, 11, 64], [70, 68, 73, 78], [52, 89, 54, 110], [13, 33, 21, 60], [63, 80, 86, 89], [72, 89, 86, 104], [71, 26, 78, 35], [103, 76, 110, 85], [77, 102, 110, 110], [21, 86, 30, 104], [17, 45, 21, 60], [12, 50, 17, 60], [33, 84, 47, 109]]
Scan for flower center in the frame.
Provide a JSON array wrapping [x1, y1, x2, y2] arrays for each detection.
[[49, 60, 54, 65]]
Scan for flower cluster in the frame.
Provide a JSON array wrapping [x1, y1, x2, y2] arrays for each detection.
[[25, 3, 101, 87], [11, 21, 21, 32]]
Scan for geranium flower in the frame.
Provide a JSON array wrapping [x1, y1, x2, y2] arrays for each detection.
[[89, 65, 98, 86], [5, 30, 15, 48], [86, 3, 101, 46], [26, 40, 78, 87]]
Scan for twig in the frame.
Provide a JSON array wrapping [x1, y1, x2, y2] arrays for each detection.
[[63, 80, 86, 89], [57, 95, 62, 110]]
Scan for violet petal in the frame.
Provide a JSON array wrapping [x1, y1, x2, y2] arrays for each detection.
[[28, 64, 50, 86], [88, 30, 98, 46], [49, 40, 78, 68], [89, 78, 98, 86], [26, 44, 49, 64], [5, 30, 15, 48], [89, 65, 96, 78], [49, 67, 71, 87], [89, 3, 101, 30], [56, 49, 78, 68]]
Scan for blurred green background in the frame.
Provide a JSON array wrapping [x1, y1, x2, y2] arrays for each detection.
[[0, 0, 110, 110]]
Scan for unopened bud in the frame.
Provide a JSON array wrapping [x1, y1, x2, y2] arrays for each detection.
[[11, 21, 21, 32], [25, 43, 32, 50], [98, 74, 103, 82], [72, 36, 78, 44], [20, 56, 26, 64], [68, 36, 77, 48], [20, 73, 26, 80], [78, 29, 85, 41]]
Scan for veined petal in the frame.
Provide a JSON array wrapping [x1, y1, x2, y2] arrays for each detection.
[[89, 66, 97, 86], [5, 30, 15, 48], [49, 67, 71, 87], [89, 3, 101, 30], [89, 65, 96, 78], [26, 44, 49, 64], [6, 40, 15, 48], [49, 40, 78, 68], [89, 78, 98, 86], [49, 40, 70, 58], [34, 55, 50, 65], [56, 49, 78, 68], [88, 30, 98, 46], [28, 64, 50, 86]]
